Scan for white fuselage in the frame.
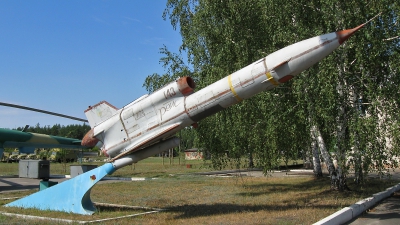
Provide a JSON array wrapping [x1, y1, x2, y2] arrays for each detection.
[[86, 28, 356, 161]]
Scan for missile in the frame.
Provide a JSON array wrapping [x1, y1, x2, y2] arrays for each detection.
[[82, 23, 365, 166], [4, 23, 373, 216]]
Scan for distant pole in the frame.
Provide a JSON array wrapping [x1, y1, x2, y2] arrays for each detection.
[[169, 149, 172, 165], [178, 144, 181, 165]]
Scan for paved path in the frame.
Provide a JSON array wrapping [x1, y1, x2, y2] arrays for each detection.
[[0, 176, 66, 193], [0, 175, 131, 193], [346, 192, 400, 225]]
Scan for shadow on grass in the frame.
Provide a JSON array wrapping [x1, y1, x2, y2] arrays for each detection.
[[165, 178, 399, 220], [94, 205, 151, 214], [235, 176, 330, 197], [94, 205, 146, 212], [237, 176, 399, 198], [165, 202, 335, 219]]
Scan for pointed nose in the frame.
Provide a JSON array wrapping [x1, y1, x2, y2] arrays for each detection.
[[336, 23, 365, 44]]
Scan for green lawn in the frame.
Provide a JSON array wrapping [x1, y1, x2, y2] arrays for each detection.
[[1, 158, 398, 224]]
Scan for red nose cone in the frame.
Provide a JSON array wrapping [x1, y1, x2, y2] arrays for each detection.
[[82, 129, 99, 148], [336, 23, 365, 44]]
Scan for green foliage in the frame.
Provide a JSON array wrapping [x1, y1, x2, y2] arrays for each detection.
[[177, 127, 199, 151], [143, 46, 194, 93], [15, 123, 90, 140], [145, 0, 400, 181]]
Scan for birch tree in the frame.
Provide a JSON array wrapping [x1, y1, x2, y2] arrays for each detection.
[[144, 0, 400, 190]]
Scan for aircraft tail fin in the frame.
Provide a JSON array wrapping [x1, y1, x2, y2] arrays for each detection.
[[84, 101, 118, 128]]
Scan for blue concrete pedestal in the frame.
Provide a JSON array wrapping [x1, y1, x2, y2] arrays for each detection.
[[5, 163, 116, 215]]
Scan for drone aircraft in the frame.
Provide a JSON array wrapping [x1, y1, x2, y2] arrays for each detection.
[[6, 22, 366, 215]]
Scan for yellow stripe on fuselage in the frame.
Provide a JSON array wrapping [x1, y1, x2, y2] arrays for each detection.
[[228, 75, 242, 102], [266, 72, 279, 86]]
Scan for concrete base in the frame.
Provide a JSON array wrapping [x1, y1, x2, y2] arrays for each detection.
[[70, 165, 98, 178], [39, 181, 58, 191]]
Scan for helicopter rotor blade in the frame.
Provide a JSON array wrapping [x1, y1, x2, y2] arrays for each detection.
[[0, 102, 88, 123]]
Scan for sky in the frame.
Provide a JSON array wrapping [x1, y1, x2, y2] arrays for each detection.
[[0, 1, 183, 129]]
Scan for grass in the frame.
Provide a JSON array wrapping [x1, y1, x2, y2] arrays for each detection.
[[0, 157, 215, 177], [0, 157, 302, 177], [0, 159, 399, 224]]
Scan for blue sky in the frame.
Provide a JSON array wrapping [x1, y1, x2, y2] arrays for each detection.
[[0, 1, 183, 129]]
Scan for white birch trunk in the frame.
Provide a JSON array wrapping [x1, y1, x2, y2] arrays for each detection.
[[313, 126, 338, 189], [335, 78, 349, 190], [311, 125, 322, 177]]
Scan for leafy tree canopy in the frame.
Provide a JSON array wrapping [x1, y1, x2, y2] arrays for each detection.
[[145, 0, 400, 185]]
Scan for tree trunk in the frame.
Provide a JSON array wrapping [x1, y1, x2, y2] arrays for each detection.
[[353, 131, 363, 184], [248, 152, 254, 168], [313, 126, 338, 189], [311, 125, 323, 177], [334, 79, 350, 191], [352, 91, 363, 184]]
